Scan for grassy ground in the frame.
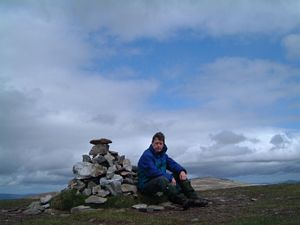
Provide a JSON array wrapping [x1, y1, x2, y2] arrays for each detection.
[[1, 183, 299, 225]]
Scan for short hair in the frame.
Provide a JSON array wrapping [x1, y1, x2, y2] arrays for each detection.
[[152, 132, 165, 143]]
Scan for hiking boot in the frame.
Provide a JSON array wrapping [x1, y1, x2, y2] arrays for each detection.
[[165, 184, 191, 210], [190, 198, 209, 207], [179, 180, 200, 198], [182, 199, 192, 210]]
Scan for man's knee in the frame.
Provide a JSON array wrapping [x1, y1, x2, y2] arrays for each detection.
[[152, 176, 169, 189], [143, 176, 170, 194]]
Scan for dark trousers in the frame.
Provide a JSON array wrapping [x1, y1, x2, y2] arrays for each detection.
[[142, 175, 198, 205]]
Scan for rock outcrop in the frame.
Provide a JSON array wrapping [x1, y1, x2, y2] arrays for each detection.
[[22, 194, 53, 215]]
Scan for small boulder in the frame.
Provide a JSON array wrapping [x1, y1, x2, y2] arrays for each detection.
[[73, 162, 106, 179], [123, 159, 132, 171], [82, 188, 92, 196], [92, 155, 107, 164], [89, 144, 109, 157], [40, 194, 52, 204], [121, 184, 137, 194], [68, 179, 86, 191], [82, 155, 92, 162]]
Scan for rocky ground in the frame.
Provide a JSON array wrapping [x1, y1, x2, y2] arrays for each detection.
[[0, 189, 247, 225], [1, 179, 299, 225]]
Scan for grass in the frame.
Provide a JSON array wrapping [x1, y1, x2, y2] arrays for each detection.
[[1, 183, 299, 225], [223, 184, 300, 225], [0, 198, 33, 209], [226, 215, 300, 225], [20, 209, 184, 225]]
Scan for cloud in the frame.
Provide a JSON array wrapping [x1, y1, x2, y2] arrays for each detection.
[[2, 1, 300, 42], [179, 58, 300, 123], [70, 0, 300, 40], [282, 34, 300, 59], [270, 133, 290, 148], [1, 1, 300, 193], [179, 129, 300, 180], [210, 130, 246, 145], [0, 2, 159, 193]]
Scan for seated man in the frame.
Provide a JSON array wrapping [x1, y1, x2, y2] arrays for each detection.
[[137, 132, 208, 210]]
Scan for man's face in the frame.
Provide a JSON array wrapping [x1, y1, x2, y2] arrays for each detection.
[[152, 138, 164, 153]]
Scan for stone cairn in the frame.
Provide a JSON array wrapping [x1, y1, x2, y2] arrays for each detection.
[[68, 138, 138, 204], [22, 138, 166, 214]]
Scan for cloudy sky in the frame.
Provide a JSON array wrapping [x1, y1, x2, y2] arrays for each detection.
[[1, 0, 300, 194]]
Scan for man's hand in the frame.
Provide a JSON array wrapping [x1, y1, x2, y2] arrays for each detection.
[[179, 171, 187, 181], [171, 178, 177, 186]]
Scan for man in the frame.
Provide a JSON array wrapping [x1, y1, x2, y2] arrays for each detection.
[[138, 132, 208, 210]]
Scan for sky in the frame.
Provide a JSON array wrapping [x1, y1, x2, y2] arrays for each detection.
[[1, 0, 300, 194]]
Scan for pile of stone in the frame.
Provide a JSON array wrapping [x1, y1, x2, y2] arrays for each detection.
[[68, 138, 138, 204]]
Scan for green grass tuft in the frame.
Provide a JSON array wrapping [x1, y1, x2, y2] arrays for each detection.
[[50, 189, 86, 211]]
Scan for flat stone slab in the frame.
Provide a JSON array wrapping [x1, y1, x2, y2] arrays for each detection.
[[23, 201, 44, 215], [131, 204, 165, 212], [85, 196, 107, 204], [70, 205, 96, 214], [147, 205, 165, 211], [23, 208, 43, 215], [132, 204, 148, 210], [90, 138, 112, 145]]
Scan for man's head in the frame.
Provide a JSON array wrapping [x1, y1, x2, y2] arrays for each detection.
[[151, 132, 165, 153]]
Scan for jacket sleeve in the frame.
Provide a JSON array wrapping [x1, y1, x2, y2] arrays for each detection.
[[138, 152, 173, 181], [166, 155, 186, 174]]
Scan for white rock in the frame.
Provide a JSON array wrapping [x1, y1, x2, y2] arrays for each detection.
[[85, 196, 107, 204], [123, 159, 132, 171], [121, 184, 137, 194], [132, 204, 148, 210], [100, 175, 123, 186], [73, 162, 106, 179], [40, 194, 52, 204], [42, 203, 50, 209], [73, 162, 94, 179]]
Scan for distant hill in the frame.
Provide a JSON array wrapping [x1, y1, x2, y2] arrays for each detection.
[[280, 180, 300, 184], [0, 191, 58, 200], [0, 193, 33, 200], [191, 177, 254, 191], [2, 178, 298, 199]]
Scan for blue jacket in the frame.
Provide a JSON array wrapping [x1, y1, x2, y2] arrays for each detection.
[[137, 144, 186, 190]]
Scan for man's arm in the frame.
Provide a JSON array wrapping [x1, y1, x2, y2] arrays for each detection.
[[166, 155, 186, 175]]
